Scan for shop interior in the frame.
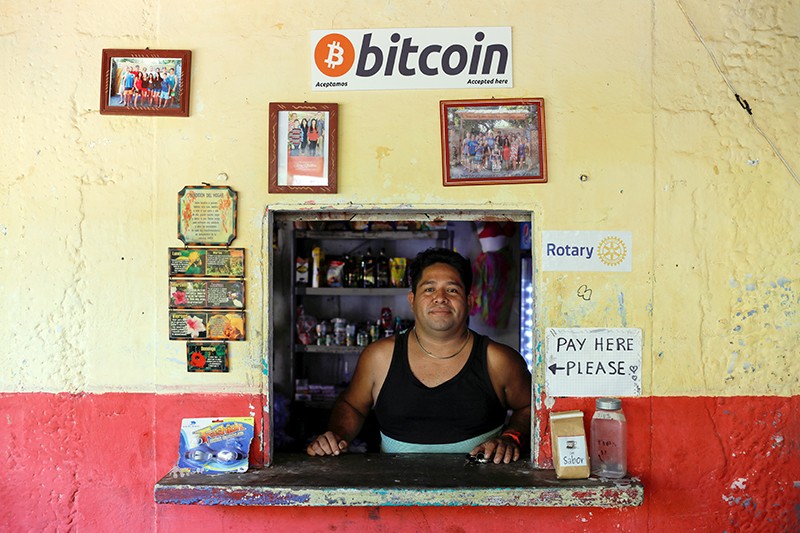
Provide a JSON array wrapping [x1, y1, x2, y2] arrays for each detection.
[[268, 211, 534, 453]]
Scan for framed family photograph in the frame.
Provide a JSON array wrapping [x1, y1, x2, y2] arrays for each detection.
[[100, 49, 191, 117], [440, 98, 547, 186], [268, 102, 338, 194]]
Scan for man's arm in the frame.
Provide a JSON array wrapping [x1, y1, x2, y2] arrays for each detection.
[[305, 393, 369, 456], [470, 342, 532, 464], [306, 338, 392, 456]]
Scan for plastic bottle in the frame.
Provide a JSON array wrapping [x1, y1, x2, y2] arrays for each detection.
[[590, 397, 627, 478], [311, 246, 324, 288]]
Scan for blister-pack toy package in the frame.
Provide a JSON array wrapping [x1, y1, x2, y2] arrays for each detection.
[[178, 417, 254, 474]]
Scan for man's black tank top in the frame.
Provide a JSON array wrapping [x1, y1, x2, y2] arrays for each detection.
[[373, 329, 507, 444]]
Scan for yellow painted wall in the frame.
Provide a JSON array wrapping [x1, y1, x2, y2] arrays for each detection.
[[1, 1, 797, 398]]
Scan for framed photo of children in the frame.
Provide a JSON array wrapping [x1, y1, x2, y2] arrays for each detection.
[[439, 98, 547, 186], [100, 49, 191, 117], [268, 102, 338, 194]]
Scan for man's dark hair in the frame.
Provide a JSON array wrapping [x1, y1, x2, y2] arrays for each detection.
[[408, 248, 472, 295]]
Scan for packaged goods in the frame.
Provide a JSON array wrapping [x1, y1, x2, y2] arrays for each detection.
[[326, 259, 345, 287], [389, 257, 407, 287], [395, 220, 421, 230], [549, 410, 590, 479], [296, 306, 317, 345], [369, 221, 395, 231], [295, 257, 309, 285], [178, 417, 254, 474]]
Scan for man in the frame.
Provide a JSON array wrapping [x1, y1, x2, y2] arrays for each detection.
[[307, 248, 531, 463], [288, 115, 302, 156], [122, 65, 135, 107]]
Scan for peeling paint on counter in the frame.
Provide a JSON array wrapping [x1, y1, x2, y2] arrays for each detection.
[[154, 454, 644, 507]]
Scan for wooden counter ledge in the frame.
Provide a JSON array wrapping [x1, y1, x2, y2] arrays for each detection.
[[155, 453, 644, 507]]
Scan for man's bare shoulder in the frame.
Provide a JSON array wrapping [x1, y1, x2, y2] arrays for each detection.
[[485, 338, 531, 383], [484, 337, 531, 408], [356, 335, 395, 370], [486, 338, 527, 365]]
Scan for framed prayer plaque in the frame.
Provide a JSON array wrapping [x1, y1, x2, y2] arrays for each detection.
[[177, 186, 237, 246]]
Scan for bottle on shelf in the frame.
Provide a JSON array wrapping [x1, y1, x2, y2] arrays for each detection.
[[368, 320, 380, 343], [342, 254, 353, 287], [311, 246, 324, 288], [345, 254, 361, 287], [361, 248, 376, 288], [375, 249, 389, 288]]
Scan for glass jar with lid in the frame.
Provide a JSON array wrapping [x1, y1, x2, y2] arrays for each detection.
[[590, 397, 627, 478]]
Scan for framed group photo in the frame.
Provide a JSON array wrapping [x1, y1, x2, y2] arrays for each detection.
[[440, 98, 547, 186], [268, 102, 338, 194], [100, 49, 191, 117]]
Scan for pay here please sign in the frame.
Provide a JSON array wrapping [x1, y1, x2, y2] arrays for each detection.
[[546, 328, 642, 397]]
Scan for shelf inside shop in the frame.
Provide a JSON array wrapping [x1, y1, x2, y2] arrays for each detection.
[[294, 345, 365, 354], [296, 287, 410, 296], [296, 230, 449, 241]]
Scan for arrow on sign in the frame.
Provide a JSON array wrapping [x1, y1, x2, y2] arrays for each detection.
[[548, 364, 565, 375]]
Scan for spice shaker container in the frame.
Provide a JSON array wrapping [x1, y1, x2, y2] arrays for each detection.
[[590, 397, 627, 478]]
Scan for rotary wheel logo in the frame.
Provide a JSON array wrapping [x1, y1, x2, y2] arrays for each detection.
[[597, 236, 627, 266]]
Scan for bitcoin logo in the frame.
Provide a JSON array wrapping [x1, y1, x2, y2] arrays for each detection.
[[597, 236, 627, 266], [314, 33, 355, 77]]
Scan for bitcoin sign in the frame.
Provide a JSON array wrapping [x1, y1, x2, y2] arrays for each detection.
[[314, 33, 356, 78], [310, 27, 513, 91]]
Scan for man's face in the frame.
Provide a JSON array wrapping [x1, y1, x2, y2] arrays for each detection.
[[408, 263, 468, 333]]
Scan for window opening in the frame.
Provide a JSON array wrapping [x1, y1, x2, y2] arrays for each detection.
[[266, 208, 535, 464]]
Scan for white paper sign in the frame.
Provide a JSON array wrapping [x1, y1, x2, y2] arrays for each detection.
[[546, 328, 642, 397], [542, 231, 632, 272], [557, 436, 588, 468], [311, 27, 513, 91]]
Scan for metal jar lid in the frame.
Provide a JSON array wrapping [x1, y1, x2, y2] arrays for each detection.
[[596, 397, 622, 410]]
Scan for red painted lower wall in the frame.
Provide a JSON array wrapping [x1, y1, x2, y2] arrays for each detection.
[[1, 393, 797, 532]]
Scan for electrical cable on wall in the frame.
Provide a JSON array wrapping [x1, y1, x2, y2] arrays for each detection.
[[675, 0, 800, 187]]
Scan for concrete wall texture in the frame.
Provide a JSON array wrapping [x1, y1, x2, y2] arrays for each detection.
[[1, 0, 798, 531]]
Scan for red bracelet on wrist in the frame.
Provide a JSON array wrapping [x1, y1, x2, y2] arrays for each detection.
[[501, 429, 523, 447]]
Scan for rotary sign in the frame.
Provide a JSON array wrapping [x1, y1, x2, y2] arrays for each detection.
[[542, 231, 632, 272]]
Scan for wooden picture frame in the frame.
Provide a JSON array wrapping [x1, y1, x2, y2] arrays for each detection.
[[440, 98, 547, 186], [100, 49, 191, 117], [268, 102, 338, 194]]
